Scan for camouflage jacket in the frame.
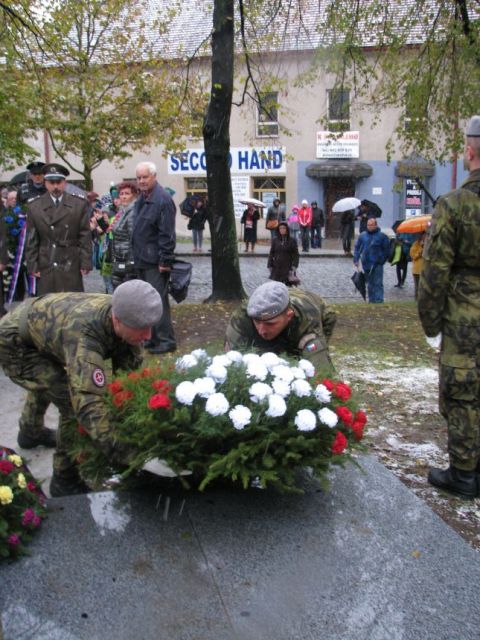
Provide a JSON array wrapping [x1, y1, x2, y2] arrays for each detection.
[[418, 168, 480, 336], [18, 293, 142, 452], [225, 288, 337, 373]]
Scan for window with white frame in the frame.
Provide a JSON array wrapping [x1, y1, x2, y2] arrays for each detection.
[[327, 88, 350, 131], [256, 92, 279, 137]]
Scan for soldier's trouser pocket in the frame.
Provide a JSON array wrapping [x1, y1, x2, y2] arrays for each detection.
[[439, 352, 479, 469]]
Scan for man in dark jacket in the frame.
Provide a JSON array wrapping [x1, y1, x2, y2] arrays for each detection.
[[17, 161, 47, 205], [310, 201, 324, 248], [353, 218, 390, 303], [132, 161, 177, 354]]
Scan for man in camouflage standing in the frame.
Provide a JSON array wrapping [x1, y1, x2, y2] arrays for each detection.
[[225, 281, 336, 374], [0, 280, 163, 496], [418, 115, 480, 499]]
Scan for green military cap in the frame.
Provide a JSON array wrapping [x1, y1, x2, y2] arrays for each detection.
[[466, 116, 480, 137], [247, 281, 290, 320], [112, 279, 163, 328], [42, 163, 70, 180]]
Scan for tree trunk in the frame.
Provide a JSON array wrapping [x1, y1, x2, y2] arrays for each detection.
[[203, 0, 245, 302]]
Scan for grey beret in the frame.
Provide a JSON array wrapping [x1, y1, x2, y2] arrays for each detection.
[[466, 115, 480, 137], [112, 280, 163, 328], [247, 281, 290, 320]]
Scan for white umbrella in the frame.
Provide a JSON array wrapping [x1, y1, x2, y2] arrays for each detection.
[[239, 197, 266, 208], [332, 197, 361, 213]]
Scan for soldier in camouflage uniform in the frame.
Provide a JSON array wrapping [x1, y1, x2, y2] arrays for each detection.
[[0, 280, 163, 496], [418, 115, 480, 498], [225, 281, 336, 374]]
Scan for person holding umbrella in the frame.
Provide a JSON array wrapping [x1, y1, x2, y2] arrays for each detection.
[[353, 218, 390, 303], [241, 202, 260, 253]]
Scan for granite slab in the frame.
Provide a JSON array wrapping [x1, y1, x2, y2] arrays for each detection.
[[1, 455, 479, 640]]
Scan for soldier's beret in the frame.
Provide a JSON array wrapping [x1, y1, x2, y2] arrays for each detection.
[[26, 161, 45, 173], [247, 281, 290, 320], [466, 115, 480, 137], [42, 163, 70, 180], [112, 280, 163, 329]]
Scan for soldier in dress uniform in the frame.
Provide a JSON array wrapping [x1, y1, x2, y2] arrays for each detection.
[[16, 161, 47, 205], [25, 163, 92, 295], [225, 281, 336, 373], [418, 115, 480, 498], [0, 280, 163, 496]]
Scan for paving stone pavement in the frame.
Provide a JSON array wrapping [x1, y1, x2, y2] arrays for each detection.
[[84, 239, 415, 304]]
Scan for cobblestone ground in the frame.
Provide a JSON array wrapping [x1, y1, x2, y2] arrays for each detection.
[[85, 254, 415, 304]]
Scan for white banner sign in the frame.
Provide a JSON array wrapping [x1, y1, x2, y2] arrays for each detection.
[[316, 131, 359, 159], [168, 147, 286, 175], [231, 175, 251, 218]]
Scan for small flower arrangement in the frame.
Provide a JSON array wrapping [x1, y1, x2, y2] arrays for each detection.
[[71, 351, 367, 493], [3, 205, 27, 255], [0, 447, 47, 560]]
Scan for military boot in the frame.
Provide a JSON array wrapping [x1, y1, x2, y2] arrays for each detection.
[[49, 471, 91, 498], [428, 465, 478, 499], [17, 427, 57, 449]]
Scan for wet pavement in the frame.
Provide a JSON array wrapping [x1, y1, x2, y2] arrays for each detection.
[[84, 239, 416, 304]]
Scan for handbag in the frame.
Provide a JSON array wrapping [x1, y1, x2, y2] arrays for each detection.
[[287, 269, 300, 285], [266, 218, 279, 230]]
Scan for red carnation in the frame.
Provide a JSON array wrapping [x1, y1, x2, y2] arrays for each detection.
[[332, 431, 348, 455], [113, 390, 134, 407], [322, 378, 335, 391], [0, 459, 14, 475], [351, 421, 365, 441], [148, 393, 172, 410], [77, 424, 88, 436], [107, 380, 123, 394], [335, 406, 354, 426], [127, 372, 141, 380], [151, 379, 172, 393], [333, 382, 352, 402], [354, 410, 367, 427], [27, 480, 37, 492], [141, 367, 153, 378]]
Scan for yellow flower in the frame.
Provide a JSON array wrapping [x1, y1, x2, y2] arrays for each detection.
[[0, 485, 14, 505], [8, 454, 22, 468], [17, 473, 27, 489]]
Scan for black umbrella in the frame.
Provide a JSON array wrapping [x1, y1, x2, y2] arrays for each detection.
[[351, 270, 366, 300], [361, 199, 382, 218], [9, 170, 28, 186]]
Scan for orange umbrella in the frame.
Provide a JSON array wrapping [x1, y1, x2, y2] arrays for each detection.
[[396, 215, 432, 234]]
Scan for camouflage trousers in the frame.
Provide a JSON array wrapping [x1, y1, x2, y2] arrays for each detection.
[[439, 327, 480, 471], [0, 308, 78, 477]]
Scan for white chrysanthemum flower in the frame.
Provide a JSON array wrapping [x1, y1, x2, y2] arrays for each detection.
[[314, 384, 332, 404], [211, 354, 232, 368], [175, 354, 198, 370], [193, 376, 217, 398], [190, 348, 208, 361], [271, 378, 290, 398], [260, 352, 282, 370], [295, 409, 317, 431], [246, 361, 268, 381], [271, 364, 295, 383], [225, 350, 243, 364], [205, 392, 230, 416], [290, 366, 306, 380], [229, 405, 252, 430], [298, 359, 315, 378], [249, 382, 273, 403], [242, 353, 262, 367], [266, 393, 287, 417], [291, 378, 312, 397], [175, 380, 197, 405], [318, 407, 338, 428], [205, 363, 228, 384]]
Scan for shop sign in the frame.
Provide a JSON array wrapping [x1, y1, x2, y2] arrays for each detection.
[[168, 147, 286, 175], [316, 131, 359, 159]]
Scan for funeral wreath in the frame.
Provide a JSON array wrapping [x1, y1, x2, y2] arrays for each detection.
[[71, 350, 368, 493]]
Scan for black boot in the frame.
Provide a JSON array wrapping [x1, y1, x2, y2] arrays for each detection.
[[17, 427, 57, 449], [50, 471, 91, 498], [428, 465, 478, 499]]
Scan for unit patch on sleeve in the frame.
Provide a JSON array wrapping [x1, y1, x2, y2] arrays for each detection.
[[92, 367, 106, 387], [305, 341, 319, 353]]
